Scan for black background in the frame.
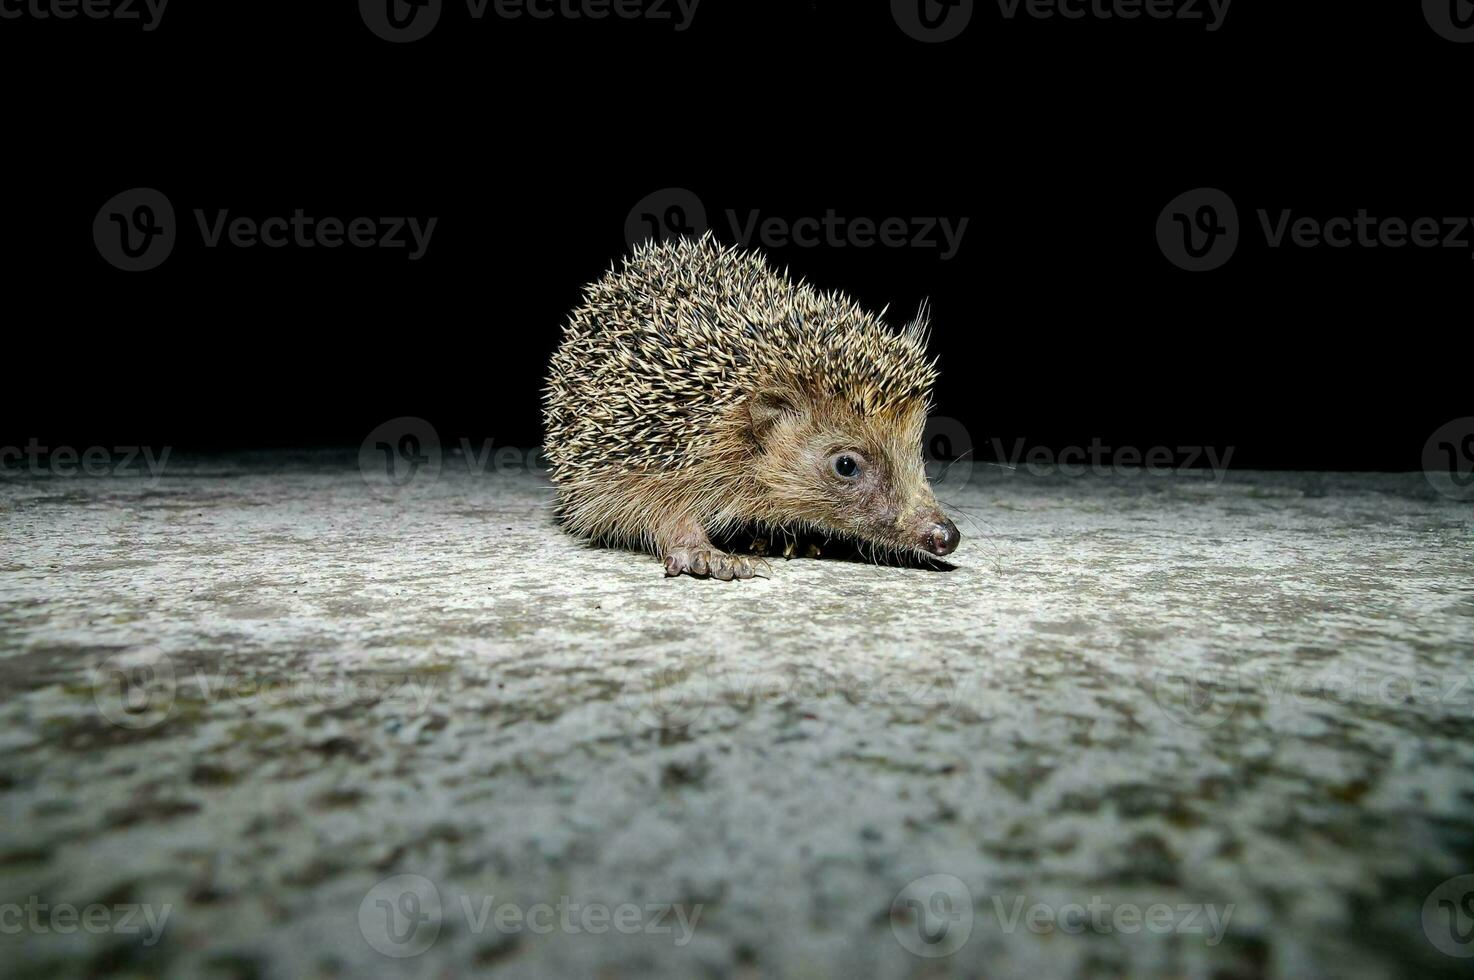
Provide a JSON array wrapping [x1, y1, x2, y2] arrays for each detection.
[[2, 0, 1466, 470]]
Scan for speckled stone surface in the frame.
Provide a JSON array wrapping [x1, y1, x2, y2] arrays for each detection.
[[1, 458, 1471, 978]]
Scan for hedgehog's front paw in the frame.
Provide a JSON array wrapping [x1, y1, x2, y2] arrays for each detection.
[[664, 548, 759, 581]]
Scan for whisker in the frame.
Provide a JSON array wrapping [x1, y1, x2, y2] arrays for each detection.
[[935, 495, 1011, 574], [936, 448, 974, 481]]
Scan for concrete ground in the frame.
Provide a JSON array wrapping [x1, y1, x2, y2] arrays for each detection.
[[1, 456, 1471, 979]]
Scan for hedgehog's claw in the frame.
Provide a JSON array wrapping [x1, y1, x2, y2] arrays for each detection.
[[664, 548, 756, 581]]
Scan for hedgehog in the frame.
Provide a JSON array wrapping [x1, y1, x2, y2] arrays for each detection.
[[542, 234, 960, 580]]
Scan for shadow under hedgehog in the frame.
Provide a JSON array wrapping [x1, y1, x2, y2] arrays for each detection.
[[542, 234, 960, 580]]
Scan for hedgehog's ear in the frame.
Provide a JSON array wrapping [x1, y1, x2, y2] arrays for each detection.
[[746, 389, 799, 444]]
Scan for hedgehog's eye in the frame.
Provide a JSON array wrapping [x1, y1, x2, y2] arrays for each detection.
[[830, 454, 862, 480]]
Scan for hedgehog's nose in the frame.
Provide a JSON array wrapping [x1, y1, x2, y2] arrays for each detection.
[[924, 519, 960, 557]]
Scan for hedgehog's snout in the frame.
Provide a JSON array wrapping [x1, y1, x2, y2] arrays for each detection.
[[922, 517, 960, 557]]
